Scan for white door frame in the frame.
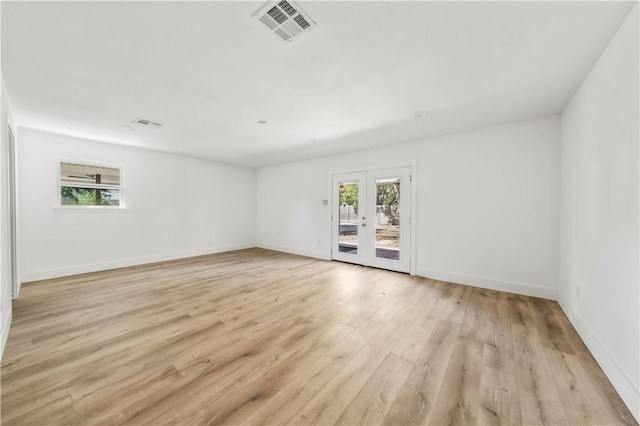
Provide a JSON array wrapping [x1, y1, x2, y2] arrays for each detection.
[[330, 163, 416, 275], [331, 171, 368, 266], [367, 167, 411, 273], [7, 126, 18, 299]]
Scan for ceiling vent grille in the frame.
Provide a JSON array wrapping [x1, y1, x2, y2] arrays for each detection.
[[252, 0, 316, 43], [131, 117, 162, 128]]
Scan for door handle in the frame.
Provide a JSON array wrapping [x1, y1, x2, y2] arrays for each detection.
[[361, 222, 366, 227]]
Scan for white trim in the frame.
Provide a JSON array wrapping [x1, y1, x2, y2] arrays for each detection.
[[7, 125, 18, 300], [1, 305, 12, 361], [53, 206, 128, 212], [326, 173, 333, 263], [21, 243, 256, 282], [557, 290, 640, 422], [257, 243, 331, 261], [59, 182, 121, 190], [409, 164, 417, 276], [328, 160, 417, 177], [20, 125, 243, 170], [415, 268, 557, 300], [13, 124, 22, 299], [57, 156, 124, 172]]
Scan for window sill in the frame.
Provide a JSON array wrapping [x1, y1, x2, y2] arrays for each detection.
[[53, 206, 128, 212]]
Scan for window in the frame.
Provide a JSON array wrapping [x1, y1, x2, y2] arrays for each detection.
[[59, 161, 124, 207]]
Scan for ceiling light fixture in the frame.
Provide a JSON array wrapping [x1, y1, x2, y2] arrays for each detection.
[[413, 111, 428, 119], [258, 120, 267, 124]]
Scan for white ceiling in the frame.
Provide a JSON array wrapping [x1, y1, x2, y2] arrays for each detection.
[[1, 1, 636, 167]]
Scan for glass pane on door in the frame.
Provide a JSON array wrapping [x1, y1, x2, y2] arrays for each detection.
[[338, 182, 359, 255], [375, 177, 400, 261]]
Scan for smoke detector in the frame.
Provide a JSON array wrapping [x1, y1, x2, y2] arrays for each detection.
[[252, 0, 316, 43]]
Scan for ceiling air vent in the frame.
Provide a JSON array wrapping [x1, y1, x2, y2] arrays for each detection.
[[131, 117, 162, 128], [252, 0, 316, 43]]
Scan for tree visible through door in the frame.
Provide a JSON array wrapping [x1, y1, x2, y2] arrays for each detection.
[[375, 177, 400, 260]]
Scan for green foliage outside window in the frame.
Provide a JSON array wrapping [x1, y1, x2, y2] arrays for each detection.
[[339, 184, 359, 213], [376, 182, 399, 206], [61, 186, 119, 206]]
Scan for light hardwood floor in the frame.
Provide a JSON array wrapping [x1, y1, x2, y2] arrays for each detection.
[[1, 248, 636, 425]]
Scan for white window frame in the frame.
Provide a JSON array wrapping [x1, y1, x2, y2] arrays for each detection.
[[56, 158, 126, 210]]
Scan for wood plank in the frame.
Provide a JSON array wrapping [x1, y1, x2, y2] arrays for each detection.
[[0, 248, 635, 426], [384, 319, 460, 425], [579, 352, 639, 425], [391, 316, 437, 363], [173, 322, 354, 425], [429, 336, 484, 425], [477, 300, 522, 425], [240, 356, 345, 426], [291, 320, 407, 425], [545, 348, 619, 425], [477, 366, 520, 425], [336, 353, 413, 425], [512, 324, 569, 425]]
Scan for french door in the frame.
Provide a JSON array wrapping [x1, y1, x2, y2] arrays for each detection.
[[331, 167, 411, 273]]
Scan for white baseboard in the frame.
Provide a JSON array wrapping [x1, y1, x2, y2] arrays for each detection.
[[1, 305, 12, 361], [557, 290, 639, 422], [257, 243, 331, 261], [21, 243, 257, 282], [415, 268, 557, 300]]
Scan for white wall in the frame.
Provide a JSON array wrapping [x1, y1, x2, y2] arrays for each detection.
[[19, 128, 256, 282], [257, 115, 560, 299], [559, 4, 639, 421]]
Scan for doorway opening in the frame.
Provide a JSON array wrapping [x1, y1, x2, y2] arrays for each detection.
[[331, 167, 411, 273]]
